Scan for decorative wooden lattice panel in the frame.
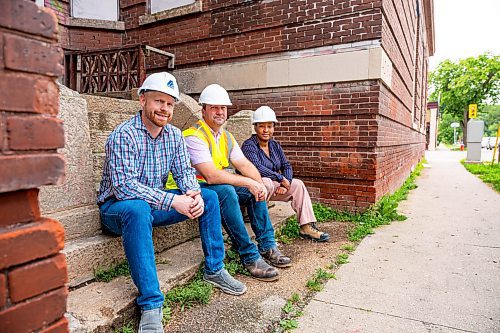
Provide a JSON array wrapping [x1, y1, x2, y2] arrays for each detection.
[[79, 47, 142, 94]]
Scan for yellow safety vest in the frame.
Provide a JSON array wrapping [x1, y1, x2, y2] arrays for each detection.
[[165, 120, 235, 189]]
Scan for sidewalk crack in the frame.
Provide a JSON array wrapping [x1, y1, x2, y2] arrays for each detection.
[[313, 299, 477, 333], [464, 243, 500, 249]]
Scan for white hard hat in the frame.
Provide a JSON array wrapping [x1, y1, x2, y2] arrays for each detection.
[[137, 72, 180, 101], [198, 84, 232, 106], [252, 106, 278, 124]]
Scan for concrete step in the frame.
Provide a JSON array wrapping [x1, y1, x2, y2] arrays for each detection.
[[46, 204, 101, 241], [64, 219, 200, 287], [66, 202, 295, 332]]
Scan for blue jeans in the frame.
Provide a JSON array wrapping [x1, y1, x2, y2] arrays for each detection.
[[200, 184, 276, 265], [99, 188, 224, 310]]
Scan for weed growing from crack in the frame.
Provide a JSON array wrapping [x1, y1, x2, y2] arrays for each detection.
[[335, 253, 349, 265], [279, 319, 298, 331], [276, 293, 304, 332], [306, 268, 336, 292]]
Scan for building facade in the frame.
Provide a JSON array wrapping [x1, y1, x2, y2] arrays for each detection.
[[42, 0, 435, 211]]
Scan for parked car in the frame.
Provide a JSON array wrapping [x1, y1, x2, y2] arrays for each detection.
[[483, 137, 499, 150], [481, 137, 489, 148]]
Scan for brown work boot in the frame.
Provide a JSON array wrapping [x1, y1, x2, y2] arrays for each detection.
[[299, 222, 330, 242], [260, 247, 292, 268], [244, 258, 279, 282]]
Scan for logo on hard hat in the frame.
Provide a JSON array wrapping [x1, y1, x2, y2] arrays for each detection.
[[167, 80, 175, 89]]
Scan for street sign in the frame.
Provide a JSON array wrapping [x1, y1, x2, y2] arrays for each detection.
[[451, 122, 459, 128], [469, 104, 477, 118]]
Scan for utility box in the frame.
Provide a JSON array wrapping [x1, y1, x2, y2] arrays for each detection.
[[466, 119, 484, 162]]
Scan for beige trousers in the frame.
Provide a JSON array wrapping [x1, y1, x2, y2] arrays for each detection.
[[262, 177, 316, 225]]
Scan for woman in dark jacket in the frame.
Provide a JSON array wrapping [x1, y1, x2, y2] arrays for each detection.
[[241, 106, 329, 242]]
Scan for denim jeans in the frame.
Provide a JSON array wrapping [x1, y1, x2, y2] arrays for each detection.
[[200, 183, 276, 265], [99, 188, 224, 310]]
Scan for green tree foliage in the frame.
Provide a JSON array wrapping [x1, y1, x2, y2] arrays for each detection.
[[430, 53, 500, 144], [479, 105, 500, 136], [438, 113, 462, 144]]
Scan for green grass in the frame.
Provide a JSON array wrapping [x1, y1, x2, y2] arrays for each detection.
[[224, 248, 251, 276], [114, 322, 134, 333], [94, 260, 130, 282], [164, 273, 213, 312], [161, 246, 251, 324], [276, 159, 425, 245], [278, 293, 303, 332], [461, 161, 500, 192], [335, 253, 349, 265], [306, 268, 336, 292], [340, 243, 355, 252], [279, 319, 298, 331], [275, 216, 300, 244], [161, 265, 214, 325]]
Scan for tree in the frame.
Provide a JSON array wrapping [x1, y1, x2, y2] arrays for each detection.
[[430, 53, 500, 145], [438, 113, 462, 145], [479, 105, 500, 137]]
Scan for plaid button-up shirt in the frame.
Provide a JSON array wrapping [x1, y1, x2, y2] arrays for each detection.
[[97, 112, 200, 211]]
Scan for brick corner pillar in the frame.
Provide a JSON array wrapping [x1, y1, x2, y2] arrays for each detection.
[[0, 1, 69, 333]]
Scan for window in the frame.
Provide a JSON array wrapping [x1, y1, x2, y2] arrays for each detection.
[[35, 0, 44, 6], [72, 0, 118, 21], [150, 0, 195, 14]]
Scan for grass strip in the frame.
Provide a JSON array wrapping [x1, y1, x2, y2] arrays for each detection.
[[461, 160, 500, 192], [276, 160, 425, 243]]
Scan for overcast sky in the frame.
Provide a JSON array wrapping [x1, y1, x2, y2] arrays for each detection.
[[428, 0, 500, 71]]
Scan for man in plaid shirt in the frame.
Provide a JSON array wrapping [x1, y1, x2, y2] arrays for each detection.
[[97, 73, 246, 333]]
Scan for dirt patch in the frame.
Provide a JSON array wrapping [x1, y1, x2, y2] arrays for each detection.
[[165, 221, 353, 333]]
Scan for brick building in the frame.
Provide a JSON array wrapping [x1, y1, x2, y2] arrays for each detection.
[[41, 0, 435, 211], [0, 1, 68, 332]]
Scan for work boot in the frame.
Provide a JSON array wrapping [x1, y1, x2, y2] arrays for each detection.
[[299, 222, 330, 242], [244, 258, 279, 281], [138, 307, 163, 333], [260, 247, 292, 268], [203, 268, 247, 295]]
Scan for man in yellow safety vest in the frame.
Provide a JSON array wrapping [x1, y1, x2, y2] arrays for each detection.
[[170, 84, 291, 281]]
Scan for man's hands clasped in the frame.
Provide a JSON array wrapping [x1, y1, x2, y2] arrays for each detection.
[[171, 189, 204, 219]]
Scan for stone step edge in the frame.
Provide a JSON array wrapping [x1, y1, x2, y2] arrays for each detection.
[[64, 219, 200, 288]]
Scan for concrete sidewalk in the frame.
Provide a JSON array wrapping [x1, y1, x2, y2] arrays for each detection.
[[297, 149, 500, 333]]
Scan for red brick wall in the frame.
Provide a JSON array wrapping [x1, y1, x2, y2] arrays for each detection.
[[376, 0, 427, 199], [230, 81, 380, 211], [48, 0, 431, 211], [0, 1, 68, 332], [121, 0, 383, 69]]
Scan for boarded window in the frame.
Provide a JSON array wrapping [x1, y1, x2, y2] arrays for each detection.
[[151, 0, 195, 14], [72, 0, 118, 21]]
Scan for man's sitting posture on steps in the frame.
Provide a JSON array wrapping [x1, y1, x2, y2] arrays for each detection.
[[168, 83, 291, 282], [97, 73, 245, 333]]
